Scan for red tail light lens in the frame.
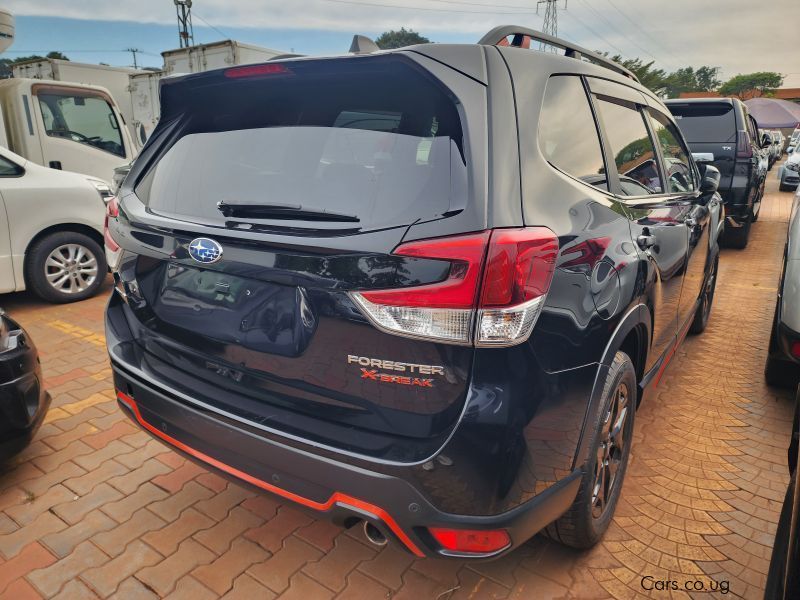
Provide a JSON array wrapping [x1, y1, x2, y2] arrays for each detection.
[[736, 131, 752, 158], [429, 527, 511, 554], [104, 196, 120, 253], [224, 63, 291, 78], [351, 227, 559, 346], [481, 228, 559, 307], [790, 340, 800, 359], [359, 232, 490, 309]]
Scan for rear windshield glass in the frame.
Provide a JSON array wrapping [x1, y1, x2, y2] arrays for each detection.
[[668, 103, 736, 143], [138, 56, 467, 232]]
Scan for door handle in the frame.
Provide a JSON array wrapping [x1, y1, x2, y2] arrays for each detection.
[[637, 233, 656, 250], [685, 217, 698, 228]]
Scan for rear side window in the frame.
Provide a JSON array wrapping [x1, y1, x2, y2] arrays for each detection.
[[648, 110, 696, 193], [668, 103, 736, 143], [595, 98, 662, 195], [0, 156, 22, 177], [539, 76, 608, 191], [139, 57, 467, 232]]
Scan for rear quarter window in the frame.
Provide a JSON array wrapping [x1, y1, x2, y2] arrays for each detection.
[[538, 75, 608, 191]]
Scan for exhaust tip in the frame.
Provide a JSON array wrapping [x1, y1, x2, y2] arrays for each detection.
[[363, 521, 388, 547]]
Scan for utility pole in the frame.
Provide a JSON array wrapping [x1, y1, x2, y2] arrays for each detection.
[[537, 0, 567, 49], [126, 47, 141, 69], [174, 0, 194, 48]]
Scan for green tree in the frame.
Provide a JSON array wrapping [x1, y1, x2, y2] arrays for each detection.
[[695, 66, 721, 91], [719, 72, 784, 99], [46, 51, 70, 61], [375, 28, 430, 50], [663, 66, 721, 98], [606, 54, 668, 95]]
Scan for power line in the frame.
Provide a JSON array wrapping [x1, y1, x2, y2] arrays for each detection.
[[192, 11, 231, 40], [560, 8, 626, 56], [601, 0, 682, 65], [571, 0, 672, 69]]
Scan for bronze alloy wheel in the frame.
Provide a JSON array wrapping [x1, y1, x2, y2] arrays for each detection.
[[591, 381, 629, 518]]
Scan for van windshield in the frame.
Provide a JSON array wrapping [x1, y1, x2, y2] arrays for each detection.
[[668, 103, 736, 143], [138, 57, 468, 232]]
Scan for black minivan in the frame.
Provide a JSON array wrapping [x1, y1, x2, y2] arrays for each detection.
[[105, 27, 722, 558]]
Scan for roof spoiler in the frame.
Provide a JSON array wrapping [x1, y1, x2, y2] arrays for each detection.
[[349, 35, 380, 54], [479, 25, 638, 83]]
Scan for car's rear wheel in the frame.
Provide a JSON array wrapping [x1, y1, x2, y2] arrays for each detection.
[[26, 232, 107, 303], [543, 351, 636, 549], [689, 254, 718, 335], [723, 215, 751, 249]]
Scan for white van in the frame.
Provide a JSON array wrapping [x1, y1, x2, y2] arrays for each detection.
[[0, 145, 109, 302]]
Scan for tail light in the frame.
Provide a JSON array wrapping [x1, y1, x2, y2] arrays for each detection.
[[104, 196, 122, 269], [736, 131, 752, 158], [429, 527, 511, 554], [350, 228, 558, 347]]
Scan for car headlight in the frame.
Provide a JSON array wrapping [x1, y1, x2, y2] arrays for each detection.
[[86, 178, 114, 204], [787, 161, 800, 172]]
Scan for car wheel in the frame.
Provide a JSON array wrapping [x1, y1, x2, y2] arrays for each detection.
[[723, 216, 751, 249], [542, 351, 636, 549], [689, 254, 718, 335], [25, 232, 107, 303]]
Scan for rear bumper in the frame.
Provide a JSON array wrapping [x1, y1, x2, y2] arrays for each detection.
[[111, 364, 580, 558], [0, 326, 51, 461]]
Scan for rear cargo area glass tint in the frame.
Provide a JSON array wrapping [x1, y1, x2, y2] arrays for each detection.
[[139, 56, 467, 232], [669, 103, 736, 143]]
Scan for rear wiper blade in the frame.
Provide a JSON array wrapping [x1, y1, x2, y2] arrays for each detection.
[[217, 201, 360, 223]]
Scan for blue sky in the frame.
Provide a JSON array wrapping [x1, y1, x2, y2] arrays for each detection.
[[4, 1, 799, 87], [8, 15, 472, 70]]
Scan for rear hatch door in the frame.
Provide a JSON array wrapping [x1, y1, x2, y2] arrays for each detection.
[[114, 53, 488, 462], [668, 102, 737, 191]]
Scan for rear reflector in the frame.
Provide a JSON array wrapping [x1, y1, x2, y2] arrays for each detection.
[[791, 340, 800, 359], [351, 227, 558, 346], [104, 196, 122, 271], [429, 527, 510, 554], [224, 63, 291, 78]]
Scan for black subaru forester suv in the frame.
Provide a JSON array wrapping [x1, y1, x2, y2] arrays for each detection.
[[105, 27, 722, 558]]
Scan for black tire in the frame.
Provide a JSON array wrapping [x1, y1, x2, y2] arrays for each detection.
[[542, 352, 636, 549], [764, 478, 793, 600], [689, 254, 718, 335], [25, 231, 107, 303], [765, 355, 800, 389], [722, 215, 751, 249]]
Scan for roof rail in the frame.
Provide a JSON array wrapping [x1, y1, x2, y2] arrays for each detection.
[[478, 25, 639, 83]]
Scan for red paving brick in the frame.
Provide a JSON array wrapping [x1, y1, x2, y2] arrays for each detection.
[[0, 170, 795, 598]]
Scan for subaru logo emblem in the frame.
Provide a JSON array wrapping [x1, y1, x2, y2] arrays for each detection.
[[188, 238, 223, 264]]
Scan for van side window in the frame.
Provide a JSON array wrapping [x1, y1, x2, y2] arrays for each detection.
[[594, 98, 663, 195], [648, 110, 696, 193], [36, 91, 125, 158], [0, 156, 23, 177], [539, 76, 608, 191]]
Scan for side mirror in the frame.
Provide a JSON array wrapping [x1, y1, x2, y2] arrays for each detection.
[[761, 135, 772, 149], [699, 164, 721, 194]]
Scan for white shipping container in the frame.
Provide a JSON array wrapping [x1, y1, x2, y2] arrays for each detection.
[[128, 70, 164, 146]]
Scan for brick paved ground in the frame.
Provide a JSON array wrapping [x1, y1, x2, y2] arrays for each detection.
[[0, 170, 795, 599]]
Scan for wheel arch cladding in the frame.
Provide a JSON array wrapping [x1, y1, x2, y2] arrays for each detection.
[[572, 304, 651, 470]]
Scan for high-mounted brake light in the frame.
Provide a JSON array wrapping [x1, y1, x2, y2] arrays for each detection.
[[350, 228, 558, 346], [224, 63, 291, 78], [429, 527, 511, 554]]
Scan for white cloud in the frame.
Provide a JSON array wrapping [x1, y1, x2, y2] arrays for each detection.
[[4, 0, 798, 83]]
